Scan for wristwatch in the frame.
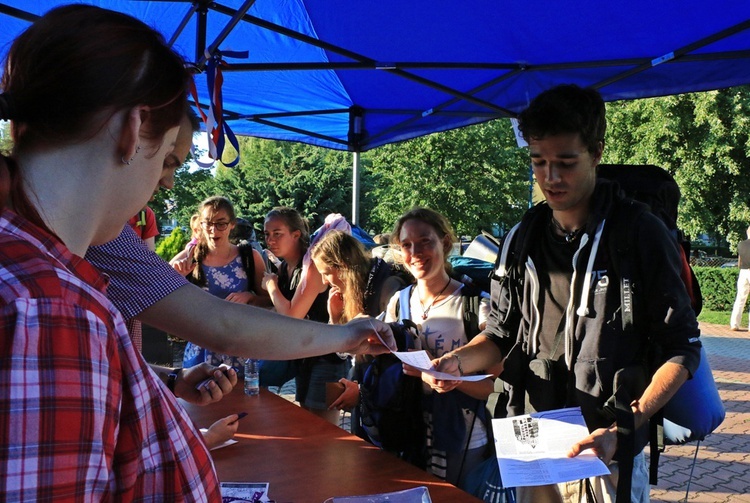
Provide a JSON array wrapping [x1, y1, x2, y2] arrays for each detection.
[[166, 368, 182, 394]]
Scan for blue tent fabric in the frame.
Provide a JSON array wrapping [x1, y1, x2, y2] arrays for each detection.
[[1, 0, 750, 152]]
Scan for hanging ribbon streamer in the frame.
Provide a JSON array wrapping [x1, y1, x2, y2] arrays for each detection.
[[190, 49, 248, 168]]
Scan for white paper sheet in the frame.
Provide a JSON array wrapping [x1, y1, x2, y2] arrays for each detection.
[[199, 428, 239, 451], [491, 407, 610, 487], [368, 319, 492, 381], [392, 350, 493, 382]]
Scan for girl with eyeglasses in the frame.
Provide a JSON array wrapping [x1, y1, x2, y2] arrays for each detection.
[[171, 196, 270, 374]]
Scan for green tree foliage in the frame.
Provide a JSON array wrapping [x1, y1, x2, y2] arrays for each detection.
[[155, 226, 189, 262], [151, 165, 216, 229], [0, 121, 12, 155], [365, 119, 530, 237], [156, 120, 531, 239], [213, 137, 361, 232], [604, 87, 750, 249]]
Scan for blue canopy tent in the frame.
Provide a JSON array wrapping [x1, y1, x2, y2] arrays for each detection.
[[2, 0, 750, 221]]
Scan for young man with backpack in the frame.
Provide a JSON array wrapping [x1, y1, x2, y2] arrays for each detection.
[[434, 84, 702, 502]]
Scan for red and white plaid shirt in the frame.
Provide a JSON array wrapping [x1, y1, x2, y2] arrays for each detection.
[[0, 209, 220, 502]]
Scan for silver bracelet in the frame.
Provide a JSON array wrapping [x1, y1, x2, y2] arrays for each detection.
[[453, 352, 465, 376]]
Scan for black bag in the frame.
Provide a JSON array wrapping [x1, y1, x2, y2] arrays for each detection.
[[358, 320, 425, 466], [598, 163, 702, 316], [598, 164, 721, 500]]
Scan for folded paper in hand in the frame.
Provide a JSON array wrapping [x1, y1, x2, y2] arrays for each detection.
[[491, 407, 610, 487]]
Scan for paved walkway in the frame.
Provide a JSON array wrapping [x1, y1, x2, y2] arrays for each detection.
[[270, 322, 750, 502], [649, 322, 750, 502]]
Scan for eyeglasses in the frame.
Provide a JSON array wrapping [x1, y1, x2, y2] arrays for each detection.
[[201, 220, 230, 231]]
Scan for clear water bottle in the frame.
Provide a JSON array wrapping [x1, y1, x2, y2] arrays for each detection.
[[244, 358, 260, 396]]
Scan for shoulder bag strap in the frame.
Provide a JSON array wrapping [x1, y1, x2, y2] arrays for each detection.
[[398, 284, 414, 322], [238, 244, 256, 292]]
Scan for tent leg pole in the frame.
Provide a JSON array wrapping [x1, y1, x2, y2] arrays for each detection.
[[352, 151, 361, 226]]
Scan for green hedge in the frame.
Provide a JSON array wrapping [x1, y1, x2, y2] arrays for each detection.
[[693, 266, 738, 312]]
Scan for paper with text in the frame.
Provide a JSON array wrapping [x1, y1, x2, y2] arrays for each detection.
[[491, 407, 610, 487], [220, 482, 270, 502]]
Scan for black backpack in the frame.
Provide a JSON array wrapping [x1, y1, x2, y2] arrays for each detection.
[[358, 319, 425, 466], [358, 281, 489, 465], [597, 165, 721, 499], [598, 163, 702, 316]]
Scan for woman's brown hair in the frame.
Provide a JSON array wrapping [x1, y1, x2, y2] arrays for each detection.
[[311, 230, 370, 323], [0, 5, 189, 154]]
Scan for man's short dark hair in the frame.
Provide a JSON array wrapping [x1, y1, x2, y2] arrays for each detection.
[[517, 84, 606, 154]]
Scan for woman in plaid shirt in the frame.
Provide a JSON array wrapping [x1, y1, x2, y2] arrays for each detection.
[[0, 5, 220, 502]]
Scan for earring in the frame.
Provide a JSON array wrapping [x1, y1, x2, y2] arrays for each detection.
[[121, 145, 140, 165]]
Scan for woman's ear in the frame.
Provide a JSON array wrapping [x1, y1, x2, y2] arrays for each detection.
[[117, 106, 147, 164], [291, 229, 302, 241], [442, 234, 454, 256]]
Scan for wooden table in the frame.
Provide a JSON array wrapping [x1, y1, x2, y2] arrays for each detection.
[[181, 388, 482, 503]]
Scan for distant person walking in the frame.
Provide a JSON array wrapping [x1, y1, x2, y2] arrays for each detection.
[[730, 225, 750, 330]]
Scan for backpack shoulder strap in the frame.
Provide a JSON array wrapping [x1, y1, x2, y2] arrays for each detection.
[[606, 199, 648, 333], [459, 284, 482, 340], [238, 243, 256, 292], [397, 285, 414, 322], [605, 198, 668, 495], [494, 203, 548, 280]]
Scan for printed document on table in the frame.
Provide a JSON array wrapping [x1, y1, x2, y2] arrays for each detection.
[[491, 407, 610, 487], [392, 350, 493, 382], [220, 482, 271, 502]]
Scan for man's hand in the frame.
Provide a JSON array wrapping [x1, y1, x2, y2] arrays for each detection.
[[343, 317, 396, 354], [567, 424, 618, 465], [174, 363, 238, 405]]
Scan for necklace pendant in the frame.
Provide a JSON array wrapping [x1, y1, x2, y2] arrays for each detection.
[[422, 313, 428, 320]]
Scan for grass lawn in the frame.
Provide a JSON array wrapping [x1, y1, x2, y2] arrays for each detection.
[[697, 310, 739, 326]]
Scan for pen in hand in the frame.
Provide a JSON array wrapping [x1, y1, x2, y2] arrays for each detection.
[[229, 412, 248, 425]]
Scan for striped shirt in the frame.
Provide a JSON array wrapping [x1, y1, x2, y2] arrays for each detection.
[[0, 210, 220, 502]]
